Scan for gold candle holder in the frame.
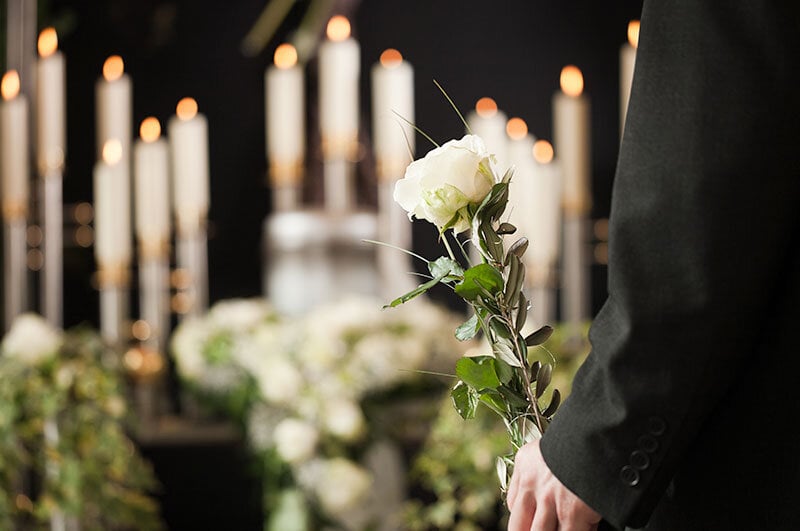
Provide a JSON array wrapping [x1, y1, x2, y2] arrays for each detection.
[[175, 214, 208, 320], [3, 201, 28, 332], [321, 133, 358, 213], [269, 158, 303, 212]]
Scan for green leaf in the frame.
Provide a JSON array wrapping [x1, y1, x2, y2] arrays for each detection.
[[535, 364, 553, 398], [428, 256, 464, 282], [497, 457, 509, 492], [384, 274, 446, 308], [492, 339, 521, 367], [504, 253, 524, 307], [479, 390, 508, 416], [498, 385, 529, 408], [515, 293, 528, 332], [508, 237, 529, 259], [451, 381, 478, 419], [488, 316, 513, 340], [455, 356, 502, 390], [493, 358, 515, 384], [497, 222, 517, 235], [455, 264, 504, 301], [455, 313, 481, 341], [525, 325, 554, 346]]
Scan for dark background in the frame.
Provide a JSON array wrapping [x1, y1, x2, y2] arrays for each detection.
[[6, 0, 645, 328]]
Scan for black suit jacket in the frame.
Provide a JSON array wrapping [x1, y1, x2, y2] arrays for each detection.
[[540, 1, 800, 529]]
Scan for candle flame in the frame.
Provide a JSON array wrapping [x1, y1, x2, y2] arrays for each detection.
[[103, 55, 125, 81], [533, 140, 554, 164], [38, 27, 58, 58], [628, 20, 640, 49], [176, 97, 198, 121], [1, 70, 21, 101], [140, 117, 161, 143], [506, 117, 528, 140], [274, 43, 298, 69], [475, 97, 497, 118], [380, 48, 403, 68], [560, 65, 584, 97], [326, 15, 351, 42], [102, 139, 123, 165]]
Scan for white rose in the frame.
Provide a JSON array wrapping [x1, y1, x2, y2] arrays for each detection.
[[394, 134, 496, 233], [170, 317, 210, 380], [313, 458, 372, 518], [208, 298, 273, 332], [322, 398, 365, 442], [273, 418, 318, 464], [1, 313, 62, 365], [254, 356, 303, 405]]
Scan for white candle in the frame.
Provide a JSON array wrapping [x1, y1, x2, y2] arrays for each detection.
[[466, 97, 508, 175], [94, 139, 132, 266], [371, 48, 414, 178], [1, 70, 29, 216], [168, 97, 209, 232], [318, 15, 360, 158], [619, 20, 639, 139], [95, 55, 132, 161], [505, 117, 535, 233], [553, 65, 591, 215], [35, 27, 66, 174], [265, 43, 305, 173], [134, 117, 170, 246], [529, 140, 562, 269]]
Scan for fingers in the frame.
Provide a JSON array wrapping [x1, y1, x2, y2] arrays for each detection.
[[507, 488, 535, 531], [531, 502, 557, 531], [507, 463, 522, 510]]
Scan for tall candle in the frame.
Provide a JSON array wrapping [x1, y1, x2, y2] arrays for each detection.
[[553, 65, 590, 215], [265, 42, 304, 192], [94, 139, 132, 267], [318, 15, 360, 159], [371, 48, 414, 179], [505, 117, 535, 233], [619, 20, 639, 139], [134, 117, 170, 249], [1, 70, 29, 217], [466, 97, 508, 174], [529, 140, 562, 270], [35, 27, 66, 174], [95, 55, 132, 161], [168, 97, 209, 232]]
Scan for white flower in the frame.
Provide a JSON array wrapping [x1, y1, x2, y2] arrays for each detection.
[[273, 418, 318, 464], [321, 398, 365, 442], [208, 298, 273, 332], [170, 317, 211, 380], [1, 313, 62, 365], [254, 356, 303, 406], [313, 458, 373, 518], [394, 134, 496, 233]]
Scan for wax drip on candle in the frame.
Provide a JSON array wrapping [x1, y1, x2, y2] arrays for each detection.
[[103, 55, 125, 82], [475, 97, 498, 118], [38, 27, 58, 58], [628, 20, 641, 49], [176, 97, 198, 121], [326, 15, 351, 41], [560, 66, 584, 98], [274, 43, 298, 69], [140, 117, 161, 143], [506, 117, 528, 141], [103, 139, 123, 165], [1, 71, 21, 100], [533, 140, 554, 165]]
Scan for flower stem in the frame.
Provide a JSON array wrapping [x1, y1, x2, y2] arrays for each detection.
[[441, 232, 456, 262]]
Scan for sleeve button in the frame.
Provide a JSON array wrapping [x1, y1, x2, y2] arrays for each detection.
[[630, 450, 650, 470], [647, 416, 667, 436], [638, 435, 659, 453], [620, 465, 640, 487]]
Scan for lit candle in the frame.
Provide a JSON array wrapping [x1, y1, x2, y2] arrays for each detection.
[[505, 117, 535, 233], [1, 70, 29, 218], [371, 48, 414, 179], [134, 117, 170, 250], [94, 139, 132, 267], [265, 43, 304, 195], [466, 97, 508, 174], [529, 140, 562, 270], [619, 20, 639, 138], [168, 97, 209, 232], [36, 27, 66, 174], [95, 55, 132, 161], [552, 65, 590, 215], [318, 15, 360, 159]]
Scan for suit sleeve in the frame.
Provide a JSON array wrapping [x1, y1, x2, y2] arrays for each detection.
[[539, 1, 800, 528]]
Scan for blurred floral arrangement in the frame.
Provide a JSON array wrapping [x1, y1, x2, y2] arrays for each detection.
[[171, 295, 467, 530], [0, 313, 163, 531], [402, 323, 590, 531]]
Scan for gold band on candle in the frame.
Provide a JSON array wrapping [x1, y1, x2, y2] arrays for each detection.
[[37, 147, 65, 175], [562, 197, 592, 217], [138, 236, 170, 261], [2, 201, 28, 221], [97, 263, 131, 288], [175, 208, 208, 236], [526, 262, 557, 288], [376, 157, 409, 183], [321, 133, 359, 160], [269, 159, 304, 187]]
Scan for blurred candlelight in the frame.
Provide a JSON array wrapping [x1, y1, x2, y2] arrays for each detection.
[[553, 65, 590, 213], [467, 97, 508, 174], [36, 27, 65, 174], [620, 20, 640, 138], [371, 47, 414, 179], [1, 70, 29, 218], [169, 97, 209, 232], [319, 15, 360, 158]]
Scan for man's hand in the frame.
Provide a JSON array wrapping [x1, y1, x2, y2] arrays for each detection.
[[506, 439, 602, 531]]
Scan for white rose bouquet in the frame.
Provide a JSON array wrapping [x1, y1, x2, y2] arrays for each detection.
[[386, 102, 561, 495]]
